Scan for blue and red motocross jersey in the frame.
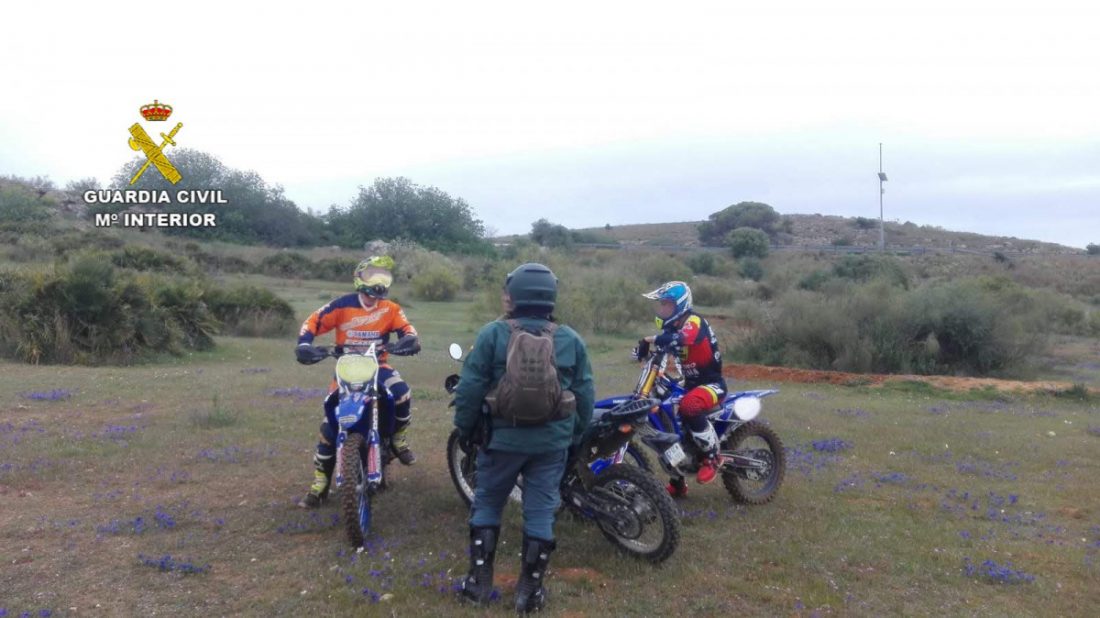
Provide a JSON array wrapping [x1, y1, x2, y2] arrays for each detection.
[[664, 311, 723, 385]]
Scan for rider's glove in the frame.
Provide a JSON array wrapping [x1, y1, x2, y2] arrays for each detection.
[[389, 334, 421, 356], [631, 339, 650, 361], [295, 344, 324, 365], [654, 331, 679, 349]]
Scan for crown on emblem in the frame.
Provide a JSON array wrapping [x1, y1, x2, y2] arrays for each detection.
[[140, 99, 173, 121]]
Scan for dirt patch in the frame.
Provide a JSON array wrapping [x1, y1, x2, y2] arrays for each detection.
[[725, 363, 1098, 395], [495, 567, 608, 592]]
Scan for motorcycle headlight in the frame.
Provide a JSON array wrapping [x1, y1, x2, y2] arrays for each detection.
[[732, 396, 761, 421]]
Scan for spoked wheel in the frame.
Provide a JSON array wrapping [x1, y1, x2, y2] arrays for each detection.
[[590, 464, 680, 563], [339, 433, 371, 547], [446, 429, 522, 507], [720, 421, 786, 505]]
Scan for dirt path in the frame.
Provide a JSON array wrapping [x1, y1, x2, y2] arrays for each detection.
[[724, 363, 1097, 395]]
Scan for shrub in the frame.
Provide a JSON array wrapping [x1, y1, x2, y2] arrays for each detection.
[[682, 252, 726, 277], [556, 271, 650, 334], [204, 284, 297, 337], [7, 234, 53, 262], [727, 227, 770, 259], [412, 264, 461, 301], [853, 216, 878, 230], [699, 202, 781, 245], [798, 269, 832, 291], [0, 258, 218, 364], [110, 246, 193, 273], [692, 277, 737, 307], [630, 254, 694, 285], [258, 252, 314, 278], [738, 278, 1048, 376], [313, 257, 360, 282], [738, 257, 764, 282], [833, 254, 909, 288], [1087, 243, 1100, 255], [0, 183, 52, 222]]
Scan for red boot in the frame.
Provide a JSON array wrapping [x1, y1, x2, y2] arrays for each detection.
[[666, 478, 689, 498], [696, 456, 720, 484]]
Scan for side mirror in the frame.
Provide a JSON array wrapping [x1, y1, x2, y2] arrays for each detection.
[[448, 343, 463, 360]]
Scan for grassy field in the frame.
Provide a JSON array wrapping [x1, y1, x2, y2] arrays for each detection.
[[3, 291, 1100, 617]]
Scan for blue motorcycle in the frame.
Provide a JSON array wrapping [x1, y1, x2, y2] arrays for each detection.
[[610, 343, 787, 504], [314, 341, 415, 547]]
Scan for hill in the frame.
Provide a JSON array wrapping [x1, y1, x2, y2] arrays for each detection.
[[566, 215, 1081, 254]]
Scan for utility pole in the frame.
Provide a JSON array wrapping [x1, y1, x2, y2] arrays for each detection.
[[878, 143, 888, 251]]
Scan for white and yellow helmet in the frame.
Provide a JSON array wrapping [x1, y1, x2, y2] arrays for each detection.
[[354, 255, 395, 298]]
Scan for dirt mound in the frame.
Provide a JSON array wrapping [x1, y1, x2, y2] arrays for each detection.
[[725, 363, 1095, 395]]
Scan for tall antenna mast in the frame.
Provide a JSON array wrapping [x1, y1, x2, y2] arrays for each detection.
[[878, 143, 888, 251]]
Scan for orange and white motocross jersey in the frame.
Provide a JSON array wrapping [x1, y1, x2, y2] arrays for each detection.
[[297, 294, 417, 359]]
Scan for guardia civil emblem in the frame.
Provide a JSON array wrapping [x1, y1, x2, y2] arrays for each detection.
[[128, 99, 183, 185]]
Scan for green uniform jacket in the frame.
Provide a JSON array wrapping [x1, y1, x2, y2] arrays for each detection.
[[453, 317, 594, 454]]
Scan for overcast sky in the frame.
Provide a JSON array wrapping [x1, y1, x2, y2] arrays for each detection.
[[2, 1, 1098, 247]]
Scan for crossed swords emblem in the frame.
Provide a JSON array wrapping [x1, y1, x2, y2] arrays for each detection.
[[128, 121, 183, 185]]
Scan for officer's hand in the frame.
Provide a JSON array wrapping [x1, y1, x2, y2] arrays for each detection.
[[458, 430, 477, 454], [295, 344, 325, 365]]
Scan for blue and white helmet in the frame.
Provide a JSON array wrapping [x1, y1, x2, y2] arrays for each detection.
[[642, 281, 693, 325]]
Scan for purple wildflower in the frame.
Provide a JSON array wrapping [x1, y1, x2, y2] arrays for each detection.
[[21, 389, 73, 401]]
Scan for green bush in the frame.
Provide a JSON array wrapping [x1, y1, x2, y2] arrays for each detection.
[[50, 230, 126, 256], [556, 271, 651, 334], [727, 227, 770, 259], [0, 183, 52, 223], [186, 248, 254, 274], [412, 264, 461, 301], [833, 254, 909, 288], [0, 258, 218, 364], [631, 254, 694, 285], [692, 278, 737, 307], [7, 235, 53, 262], [258, 252, 314, 278], [738, 277, 1048, 377], [204, 284, 296, 337], [739, 257, 764, 282], [314, 257, 360, 282], [798, 269, 832, 291], [110, 246, 193, 273], [685, 251, 720, 276], [699, 202, 781, 245], [1086, 243, 1099, 255]]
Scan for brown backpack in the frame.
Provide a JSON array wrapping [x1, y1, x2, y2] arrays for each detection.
[[485, 319, 575, 426]]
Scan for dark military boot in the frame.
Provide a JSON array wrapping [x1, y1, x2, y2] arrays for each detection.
[[459, 525, 499, 605], [514, 535, 555, 613]]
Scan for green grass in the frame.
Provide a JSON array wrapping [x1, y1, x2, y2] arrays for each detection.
[[2, 293, 1099, 616]]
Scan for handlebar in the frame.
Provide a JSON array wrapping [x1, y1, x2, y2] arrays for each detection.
[[314, 341, 418, 359]]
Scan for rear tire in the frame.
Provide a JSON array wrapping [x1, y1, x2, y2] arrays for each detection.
[[446, 429, 477, 507], [339, 433, 371, 547], [446, 429, 523, 508], [720, 421, 785, 505]]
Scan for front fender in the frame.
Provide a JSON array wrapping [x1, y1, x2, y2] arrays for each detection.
[[336, 395, 366, 429]]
